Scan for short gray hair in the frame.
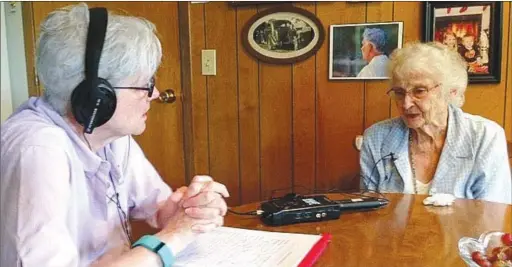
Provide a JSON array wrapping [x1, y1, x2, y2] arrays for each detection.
[[388, 42, 468, 108], [36, 3, 162, 115], [362, 28, 387, 53]]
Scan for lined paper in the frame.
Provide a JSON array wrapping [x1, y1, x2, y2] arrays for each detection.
[[173, 227, 322, 267]]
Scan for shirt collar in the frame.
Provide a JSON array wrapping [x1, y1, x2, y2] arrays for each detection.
[[381, 118, 408, 157], [381, 104, 473, 159], [444, 104, 473, 158], [368, 54, 388, 65], [36, 98, 110, 176]]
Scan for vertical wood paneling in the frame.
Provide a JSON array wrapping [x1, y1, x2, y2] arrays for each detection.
[[205, 2, 240, 205], [390, 2, 422, 118], [392, 2, 422, 43], [237, 6, 261, 204], [364, 2, 393, 129], [292, 2, 317, 193], [316, 2, 366, 191], [506, 2, 512, 141], [27, 2, 512, 206], [259, 62, 293, 199], [189, 3, 209, 175], [257, 5, 293, 200], [463, 4, 510, 126]]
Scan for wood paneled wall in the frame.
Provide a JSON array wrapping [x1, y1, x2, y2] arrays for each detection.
[[24, 2, 511, 207], [186, 1, 512, 206]]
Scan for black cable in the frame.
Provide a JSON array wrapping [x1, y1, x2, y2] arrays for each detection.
[[83, 133, 93, 150], [363, 152, 395, 192], [269, 185, 312, 200], [265, 184, 389, 201], [105, 149, 134, 245], [314, 187, 388, 200], [359, 189, 387, 199], [83, 135, 133, 244], [227, 208, 261, 216], [312, 188, 391, 209], [106, 190, 133, 244]]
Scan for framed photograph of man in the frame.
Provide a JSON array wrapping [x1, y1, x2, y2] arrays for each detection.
[[424, 2, 503, 83], [329, 22, 403, 80]]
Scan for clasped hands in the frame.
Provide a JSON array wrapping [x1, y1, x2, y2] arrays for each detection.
[[158, 175, 229, 234]]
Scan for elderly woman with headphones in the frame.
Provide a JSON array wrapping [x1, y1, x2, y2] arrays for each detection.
[[360, 42, 511, 204], [1, 3, 228, 267]]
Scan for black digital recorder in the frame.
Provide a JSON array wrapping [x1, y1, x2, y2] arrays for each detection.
[[259, 193, 389, 226], [259, 194, 342, 226]]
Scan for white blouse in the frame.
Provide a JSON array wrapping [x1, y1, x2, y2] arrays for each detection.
[[415, 179, 432, 195]]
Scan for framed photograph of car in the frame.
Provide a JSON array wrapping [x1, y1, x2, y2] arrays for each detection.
[[241, 5, 325, 64]]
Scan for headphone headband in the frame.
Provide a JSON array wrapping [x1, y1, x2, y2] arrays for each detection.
[[71, 7, 117, 134], [85, 7, 108, 85]]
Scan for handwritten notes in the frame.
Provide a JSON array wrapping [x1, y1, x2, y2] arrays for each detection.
[[174, 227, 322, 267]]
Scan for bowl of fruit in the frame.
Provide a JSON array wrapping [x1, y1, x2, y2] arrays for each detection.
[[458, 231, 512, 267]]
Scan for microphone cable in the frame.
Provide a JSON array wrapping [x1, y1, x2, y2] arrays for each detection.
[[105, 148, 134, 245], [362, 152, 396, 192], [227, 209, 264, 216], [83, 136, 134, 244]]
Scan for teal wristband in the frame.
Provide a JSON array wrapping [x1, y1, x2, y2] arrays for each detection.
[[132, 235, 175, 267]]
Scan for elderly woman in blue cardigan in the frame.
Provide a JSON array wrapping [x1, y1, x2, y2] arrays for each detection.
[[360, 42, 511, 204]]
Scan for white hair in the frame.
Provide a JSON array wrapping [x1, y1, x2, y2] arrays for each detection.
[[362, 28, 387, 53], [36, 3, 162, 115], [388, 42, 468, 108]]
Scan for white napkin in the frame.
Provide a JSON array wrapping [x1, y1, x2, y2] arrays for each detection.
[[423, 193, 456, 206]]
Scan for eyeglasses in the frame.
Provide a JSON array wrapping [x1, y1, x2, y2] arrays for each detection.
[[386, 83, 441, 101], [113, 77, 155, 98]]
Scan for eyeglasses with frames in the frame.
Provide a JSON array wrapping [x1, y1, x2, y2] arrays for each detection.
[[386, 83, 441, 101], [113, 77, 155, 98]]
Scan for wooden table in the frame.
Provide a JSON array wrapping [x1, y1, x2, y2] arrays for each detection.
[[224, 193, 511, 267]]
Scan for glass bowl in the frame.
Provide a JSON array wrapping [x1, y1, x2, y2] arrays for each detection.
[[458, 231, 509, 266]]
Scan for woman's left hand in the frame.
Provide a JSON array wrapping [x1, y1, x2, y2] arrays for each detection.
[[181, 175, 229, 217], [158, 176, 229, 226]]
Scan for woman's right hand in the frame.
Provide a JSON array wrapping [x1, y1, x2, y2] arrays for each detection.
[[155, 201, 223, 255]]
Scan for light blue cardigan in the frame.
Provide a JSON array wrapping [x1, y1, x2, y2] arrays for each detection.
[[360, 105, 511, 204]]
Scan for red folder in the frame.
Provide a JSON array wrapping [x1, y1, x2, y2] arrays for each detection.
[[298, 233, 332, 267]]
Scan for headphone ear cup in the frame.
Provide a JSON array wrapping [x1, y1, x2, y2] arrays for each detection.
[[92, 78, 117, 127], [71, 78, 117, 130], [71, 80, 92, 126]]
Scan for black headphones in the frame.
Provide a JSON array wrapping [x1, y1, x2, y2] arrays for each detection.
[[71, 7, 116, 134]]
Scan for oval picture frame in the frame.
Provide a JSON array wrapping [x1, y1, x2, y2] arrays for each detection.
[[241, 6, 325, 64]]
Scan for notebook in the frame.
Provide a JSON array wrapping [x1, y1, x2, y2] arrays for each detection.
[[173, 227, 331, 267]]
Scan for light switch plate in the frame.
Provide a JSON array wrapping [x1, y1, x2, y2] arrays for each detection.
[[201, 49, 216, 76]]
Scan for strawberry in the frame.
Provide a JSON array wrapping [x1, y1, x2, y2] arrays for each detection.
[[501, 233, 512, 246]]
